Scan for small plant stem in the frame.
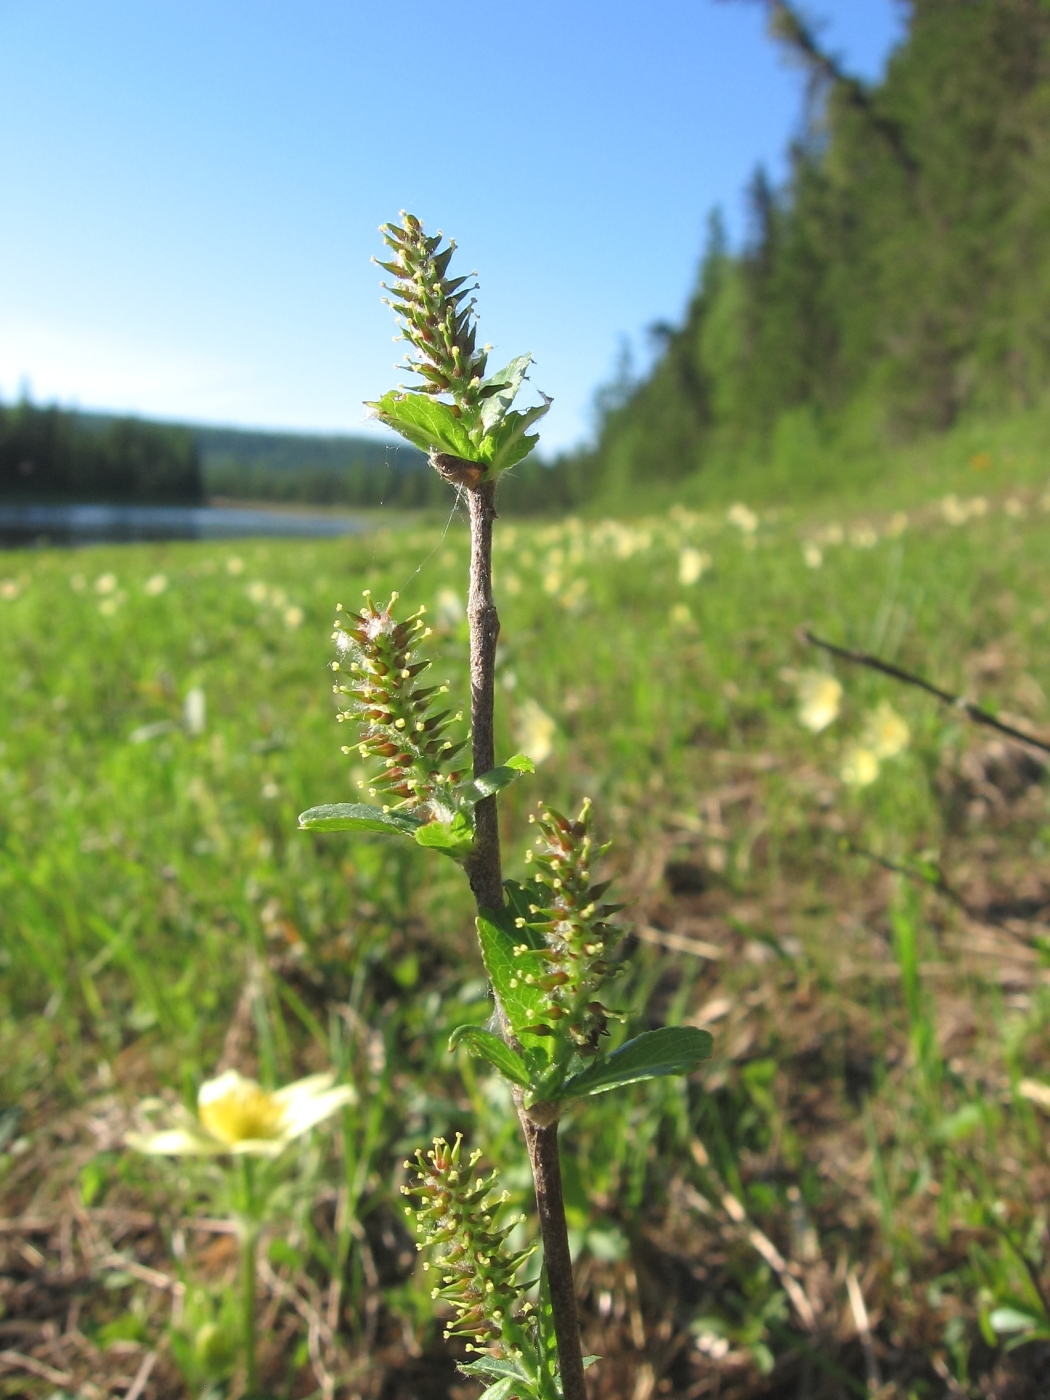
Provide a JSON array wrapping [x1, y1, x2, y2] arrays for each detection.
[[240, 1158, 260, 1398], [462, 477, 587, 1400], [802, 627, 1050, 755], [522, 1118, 588, 1400], [464, 480, 504, 911]]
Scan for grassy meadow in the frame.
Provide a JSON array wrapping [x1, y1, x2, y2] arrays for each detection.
[[4, 464, 1050, 1397]]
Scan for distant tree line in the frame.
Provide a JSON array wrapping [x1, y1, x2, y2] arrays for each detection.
[[197, 425, 446, 509], [0, 399, 203, 503], [565, 0, 1050, 502]]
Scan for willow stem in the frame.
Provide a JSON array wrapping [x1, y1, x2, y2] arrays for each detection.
[[463, 480, 504, 911], [462, 478, 587, 1400], [522, 1118, 588, 1400]]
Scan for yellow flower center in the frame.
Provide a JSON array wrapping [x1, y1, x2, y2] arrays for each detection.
[[199, 1079, 284, 1145]]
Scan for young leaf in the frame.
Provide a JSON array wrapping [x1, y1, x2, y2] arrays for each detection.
[[479, 396, 552, 475], [558, 1026, 713, 1100], [476, 908, 553, 1056], [448, 1026, 531, 1087], [479, 353, 534, 433], [298, 803, 423, 836], [366, 390, 478, 460], [414, 811, 475, 859], [456, 754, 535, 806]]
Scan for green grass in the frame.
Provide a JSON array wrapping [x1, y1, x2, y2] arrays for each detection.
[[3, 474, 1050, 1396]]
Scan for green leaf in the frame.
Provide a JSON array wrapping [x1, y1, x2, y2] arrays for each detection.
[[475, 907, 552, 1058], [297, 803, 423, 836], [478, 395, 552, 475], [413, 810, 475, 859], [479, 353, 533, 433], [460, 1358, 533, 1384], [559, 1026, 714, 1100], [366, 390, 478, 460], [990, 1307, 1040, 1335], [536, 1266, 558, 1374], [503, 878, 543, 940], [478, 1380, 517, 1400], [448, 1026, 531, 1087], [456, 754, 534, 805]]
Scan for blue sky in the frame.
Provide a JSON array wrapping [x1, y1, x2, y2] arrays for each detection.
[[0, 1, 905, 454]]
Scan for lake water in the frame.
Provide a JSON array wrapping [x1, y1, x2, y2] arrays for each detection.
[[0, 503, 372, 547]]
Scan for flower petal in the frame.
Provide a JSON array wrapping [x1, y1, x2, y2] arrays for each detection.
[[228, 1137, 289, 1158], [278, 1084, 357, 1141], [270, 1072, 336, 1108], [126, 1126, 227, 1156]]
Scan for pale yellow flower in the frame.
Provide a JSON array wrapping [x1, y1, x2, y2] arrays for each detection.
[[184, 687, 206, 735], [144, 573, 168, 596], [678, 547, 710, 586], [226, 556, 245, 576], [941, 494, 987, 526], [514, 698, 557, 766], [95, 572, 118, 595], [0, 579, 20, 601], [669, 602, 692, 627], [247, 581, 268, 605], [861, 702, 910, 759], [127, 1069, 355, 1158], [1018, 1078, 1050, 1111], [841, 745, 880, 788], [796, 671, 842, 733], [728, 503, 758, 534], [284, 605, 304, 630], [940, 494, 965, 525], [560, 577, 588, 612], [435, 586, 464, 628], [802, 544, 823, 569]]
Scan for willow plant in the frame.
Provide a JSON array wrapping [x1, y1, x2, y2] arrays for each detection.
[[300, 213, 712, 1400]]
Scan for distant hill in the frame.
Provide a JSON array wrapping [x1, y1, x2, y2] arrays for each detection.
[[193, 422, 439, 507], [0, 400, 449, 508], [0, 398, 577, 512]]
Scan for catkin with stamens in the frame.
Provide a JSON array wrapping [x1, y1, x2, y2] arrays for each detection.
[[330, 591, 465, 815], [375, 213, 490, 413], [403, 1136, 532, 1353], [516, 799, 624, 1053]]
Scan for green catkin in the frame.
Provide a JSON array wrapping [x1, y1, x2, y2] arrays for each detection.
[[402, 1136, 532, 1353], [515, 799, 624, 1052], [331, 591, 465, 814], [375, 213, 491, 412]]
